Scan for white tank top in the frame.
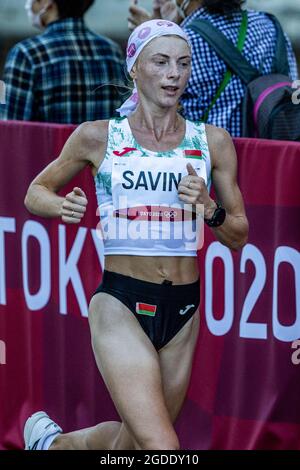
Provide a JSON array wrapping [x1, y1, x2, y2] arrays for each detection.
[[95, 117, 212, 257]]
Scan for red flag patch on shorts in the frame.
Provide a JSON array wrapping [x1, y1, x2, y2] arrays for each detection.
[[135, 302, 157, 317]]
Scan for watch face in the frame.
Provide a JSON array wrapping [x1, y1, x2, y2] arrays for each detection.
[[213, 207, 226, 226], [205, 204, 226, 227]]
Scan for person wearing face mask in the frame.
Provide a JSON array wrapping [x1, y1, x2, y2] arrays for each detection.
[[128, 0, 298, 137], [24, 0, 56, 29], [0, 0, 125, 123]]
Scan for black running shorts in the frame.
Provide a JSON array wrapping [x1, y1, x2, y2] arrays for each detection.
[[93, 270, 200, 351]]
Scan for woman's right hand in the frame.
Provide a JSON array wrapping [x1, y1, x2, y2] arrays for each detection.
[[128, 1, 180, 32], [61, 187, 88, 224], [128, 0, 152, 32]]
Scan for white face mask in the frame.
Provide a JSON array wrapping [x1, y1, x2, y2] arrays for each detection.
[[25, 0, 50, 30], [177, 0, 191, 19]]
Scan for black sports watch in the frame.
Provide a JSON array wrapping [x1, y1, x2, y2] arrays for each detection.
[[204, 202, 226, 227]]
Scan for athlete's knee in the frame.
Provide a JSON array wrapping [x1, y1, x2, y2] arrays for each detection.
[[137, 434, 180, 451], [111, 425, 136, 451]]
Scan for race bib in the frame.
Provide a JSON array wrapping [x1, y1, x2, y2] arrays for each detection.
[[111, 156, 207, 211]]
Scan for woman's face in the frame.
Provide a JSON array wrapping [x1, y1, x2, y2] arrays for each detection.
[[133, 36, 191, 110]]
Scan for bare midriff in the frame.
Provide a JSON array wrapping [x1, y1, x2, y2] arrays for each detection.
[[104, 255, 199, 285]]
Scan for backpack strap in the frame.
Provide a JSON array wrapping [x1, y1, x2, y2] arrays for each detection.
[[188, 11, 290, 83], [200, 11, 249, 122], [265, 13, 289, 75], [188, 11, 259, 85]]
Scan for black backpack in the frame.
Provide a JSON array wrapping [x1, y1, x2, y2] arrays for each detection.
[[188, 11, 300, 141]]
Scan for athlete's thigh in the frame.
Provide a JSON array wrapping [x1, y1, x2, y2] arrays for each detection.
[[88, 292, 176, 449], [158, 310, 200, 422], [114, 312, 200, 450]]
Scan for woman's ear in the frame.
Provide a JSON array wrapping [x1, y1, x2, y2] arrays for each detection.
[[130, 64, 137, 80]]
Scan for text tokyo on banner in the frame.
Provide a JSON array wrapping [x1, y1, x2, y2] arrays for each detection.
[[0, 121, 299, 449]]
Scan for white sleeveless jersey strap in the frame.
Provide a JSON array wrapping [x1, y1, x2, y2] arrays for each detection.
[[94, 117, 212, 256]]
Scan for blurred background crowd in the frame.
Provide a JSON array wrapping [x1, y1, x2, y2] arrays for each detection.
[[0, 0, 299, 137], [1, 0, 299, 75]]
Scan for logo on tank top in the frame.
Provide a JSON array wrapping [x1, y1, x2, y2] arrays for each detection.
[[113, 148, 138, 157], [114, 204, 197, 222], [184, 150, 203, 159]]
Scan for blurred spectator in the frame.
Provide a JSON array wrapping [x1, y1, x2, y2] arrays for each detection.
[[128, 0, 298, 136], [0, 0, 125, 124]]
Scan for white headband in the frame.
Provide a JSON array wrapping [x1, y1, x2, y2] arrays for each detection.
[[116, 20, 190, 117]]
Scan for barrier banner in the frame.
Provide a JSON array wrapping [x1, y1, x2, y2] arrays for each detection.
[[0, 121, 299, 449]]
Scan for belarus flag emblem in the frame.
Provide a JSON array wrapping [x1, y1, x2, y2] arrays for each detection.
[[136, 302, 157, 317], [184, 150, 203, 159]]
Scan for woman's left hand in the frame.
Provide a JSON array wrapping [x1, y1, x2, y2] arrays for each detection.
[[158, 0, 181, 24], [178, 163, 217, 218]]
